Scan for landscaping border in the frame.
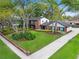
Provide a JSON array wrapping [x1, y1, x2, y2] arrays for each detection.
[[0, 32, 30, 56]]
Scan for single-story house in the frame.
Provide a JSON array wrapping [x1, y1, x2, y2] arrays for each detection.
[[42, 21, 71, 32]]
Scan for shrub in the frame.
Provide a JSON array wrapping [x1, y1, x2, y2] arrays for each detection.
[[11, 32, 36, 40], [11, 34, 18, 40], [1, 27, 14, 35], [24, 32, 36, 40]]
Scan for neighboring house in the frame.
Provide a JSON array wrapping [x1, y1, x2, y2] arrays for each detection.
[[65, 16, 79, 27], [42, 21, 71, 32], [28, 17, 49, 29]]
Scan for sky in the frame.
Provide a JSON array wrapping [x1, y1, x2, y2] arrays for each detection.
[[15, 0, 78, 17], [56, 0, 78, 17], [62, 12, 79, 17], [27, 0, 79, 17]]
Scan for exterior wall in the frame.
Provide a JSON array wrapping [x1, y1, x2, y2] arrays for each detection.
[[35, 20, 41, 29], [67, 27, 72, 32], [51, 26, 71, 32], [64, 27, 67, 32], [40, 17, 49, 25], [57, 23, 64, 27], [50, 23, 64, 27]]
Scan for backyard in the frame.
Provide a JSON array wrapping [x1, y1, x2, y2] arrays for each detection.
[[0, 40, 20, 59], [49, 34, 79, 59], [6, 30, 62, 54]]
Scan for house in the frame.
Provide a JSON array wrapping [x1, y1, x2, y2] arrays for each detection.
[[65, 16, 79, 27], [28, 17, 49, 29], [52, 21, 71, 32], [42, 21, 71, 32]]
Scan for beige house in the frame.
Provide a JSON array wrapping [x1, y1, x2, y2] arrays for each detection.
[[42, 21, 71, 32]]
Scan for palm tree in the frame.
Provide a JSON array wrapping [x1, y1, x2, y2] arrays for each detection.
[[0, 0, 14, 29], [45, 0, 63, 33], [61, 0, 79, 12], [12, 0, 34, 32]]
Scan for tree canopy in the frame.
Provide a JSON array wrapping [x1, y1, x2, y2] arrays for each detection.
[[61, 0, 79, 11]]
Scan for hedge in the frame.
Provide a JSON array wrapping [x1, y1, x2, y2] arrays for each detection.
[[11, 32, 36, 40]]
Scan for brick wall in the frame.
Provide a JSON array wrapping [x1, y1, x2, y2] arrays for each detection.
[[35, 20, 41, 29]]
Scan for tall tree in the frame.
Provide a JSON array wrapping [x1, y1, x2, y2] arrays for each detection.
[[61, 0, 79, 12], [12, 0, 32, 32], [46, 0, 63, 33], [0, 0, 14, 29]]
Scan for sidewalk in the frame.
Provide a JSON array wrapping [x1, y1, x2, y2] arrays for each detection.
[[30, 28, 79, 59], [0, 35, 30, 59]]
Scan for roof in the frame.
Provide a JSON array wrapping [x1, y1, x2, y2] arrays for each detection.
[[56, 21, 71, 27], [28, 17, 49, 21], [29, 17, 41, 20], [42, 21, 71, 27]]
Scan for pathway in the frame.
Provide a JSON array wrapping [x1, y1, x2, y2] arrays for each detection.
[[0, 35, 30, 59], [29, 28, 79, 59]]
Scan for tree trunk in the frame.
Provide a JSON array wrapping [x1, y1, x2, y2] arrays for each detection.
[[54, 22, 57, 33], [23, 18, 26, 32]]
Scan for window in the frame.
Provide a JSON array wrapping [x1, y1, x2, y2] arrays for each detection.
[[70, 23, 72, 24], [46, 20, 48, 22], [60, 27, 64, 31], [30, 21, 35, 24]]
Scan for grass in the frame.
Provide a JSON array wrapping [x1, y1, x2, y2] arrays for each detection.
[[49, 34, 79, 59], [6, 30, 62, 54], [0, 40, 20, 59]]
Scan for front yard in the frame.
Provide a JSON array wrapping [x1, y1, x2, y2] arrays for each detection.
[[6, 30, 62, 54], [49, 34, 79, 59], [0, 40, 20, 59]]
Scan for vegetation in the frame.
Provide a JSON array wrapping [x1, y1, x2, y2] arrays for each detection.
[[7, 31, 62, 53], [11, 32, 36, 40], [0, 0, 79, 33], [49, 34, 79, 59], [0, 40, 20, 59], [61, 0, 79, 12], [0, 0, 79, 58], [1, 27, 14, 35]]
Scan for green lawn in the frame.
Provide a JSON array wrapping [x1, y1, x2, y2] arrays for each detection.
[[0, 40, 20, 59], [6, 31, 62, 54], [49, 34, 79, 59]]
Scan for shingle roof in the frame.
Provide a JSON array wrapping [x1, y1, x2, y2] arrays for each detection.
[[56, 21, 71, 27], [42, 21, 71, 27], [28, 17, 41, 20]]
